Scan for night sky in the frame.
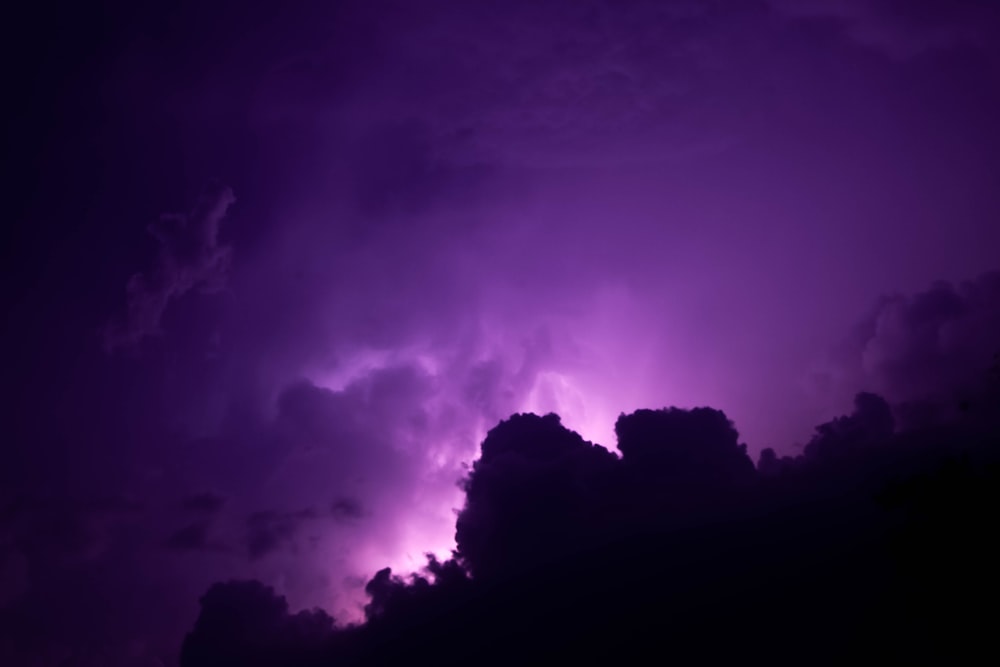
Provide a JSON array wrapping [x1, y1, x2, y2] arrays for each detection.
[[4, 1, 1000, 665]]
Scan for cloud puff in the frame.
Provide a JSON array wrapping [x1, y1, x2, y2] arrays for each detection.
[[802, 391, 895, 461], [821, 271, 1000, 422], [104, 184, 236, 352], [454, 407, 758, 581], [180, 580, 335, 667], [616, 406, 755, 486], [455, 413, 619, 579]]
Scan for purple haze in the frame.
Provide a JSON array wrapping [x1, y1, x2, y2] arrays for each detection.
[[3, 0, 1000, 664]]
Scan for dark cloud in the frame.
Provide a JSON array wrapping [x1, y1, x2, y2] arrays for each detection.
[[455, 413, 618, 579], [246, 509, 321, 561], [819, 271, 1000, 426], [180, 580, 336, 667], [104, 183, 236, 353], [331, 497, 365, 522], [453, 408, 758, 581], [616, 406, 756, 486], [181, 387, 1000, 665]]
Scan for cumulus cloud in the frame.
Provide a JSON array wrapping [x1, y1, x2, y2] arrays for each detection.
[[149, 363, 484, 617], [455, 413, 619, 579], [615, 406, 755, 487], [760, 391, 897, 478], [181, 393, 1000, 665], [819, 271, 1000, 423], [104, 184, 236, 352], [180, 580, 335, 667], [455, 408, 757, 581]]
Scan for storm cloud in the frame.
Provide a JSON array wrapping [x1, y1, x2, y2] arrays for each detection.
[[5, 0, 1000, 663]]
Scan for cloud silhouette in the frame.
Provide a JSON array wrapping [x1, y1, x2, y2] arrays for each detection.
[[181, 385, 1000, 665]]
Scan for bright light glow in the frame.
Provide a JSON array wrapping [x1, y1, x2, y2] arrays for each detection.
[[521, 370, 619, 448], [313, 348, 396, 391], [301, 292, 677, 623]]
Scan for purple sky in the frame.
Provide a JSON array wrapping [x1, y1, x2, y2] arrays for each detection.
[[4, 1, 1000, 664]]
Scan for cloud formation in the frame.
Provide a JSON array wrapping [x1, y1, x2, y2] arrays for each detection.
[[818, 271, 1000, 426], [180, 384, 1000, 665], [104, 184, 236, 352]]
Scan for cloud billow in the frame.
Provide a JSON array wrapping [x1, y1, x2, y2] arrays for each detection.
[[104, 184, 236, 353], [180, 372, 1000, 665]]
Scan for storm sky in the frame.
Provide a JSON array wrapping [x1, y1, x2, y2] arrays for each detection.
[[4, 0, 1000, 664]]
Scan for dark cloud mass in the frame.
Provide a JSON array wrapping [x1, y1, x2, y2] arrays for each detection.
[[5, 0, 1000, 664], [818, 271, 1000, 428], [179, 393, 1000, 665]]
